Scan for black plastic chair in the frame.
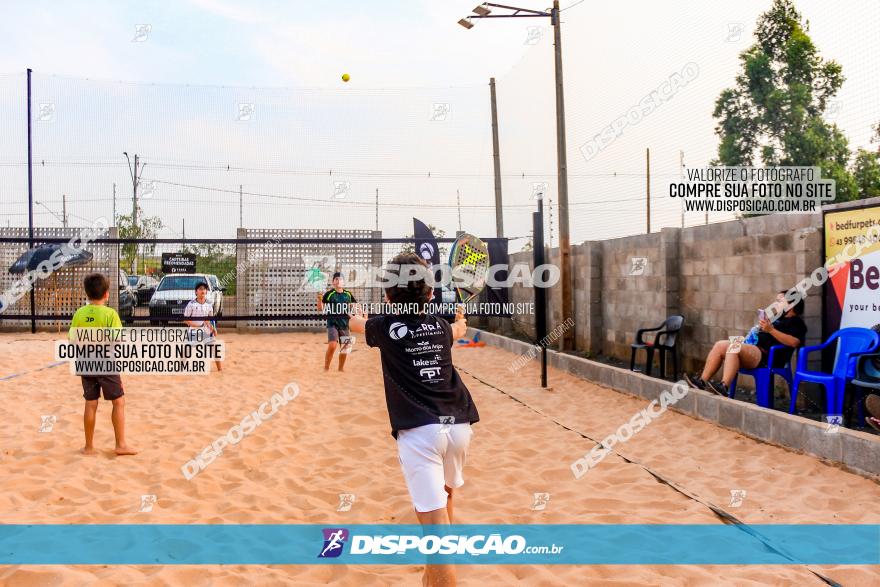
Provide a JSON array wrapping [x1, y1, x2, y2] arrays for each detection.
[[630, 315, 684, 380], [850, 352, 880, 427]]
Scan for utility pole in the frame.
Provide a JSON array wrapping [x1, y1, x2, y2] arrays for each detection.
[[112, 182, 116, 225], [456, 189, 462, 232], [489, 77, 504, 238], [375, 188, 379, 231], [239, 184, 243, 228], [62, 193, 68, 228], [123, 152, 144, 225], [123, 152, 144, 273], [133, 154, 139, 226], [182, 219, 186, 241], [548, 195, 554, 248], [552, 0, 573, 350], [646, 148, 651, 234]]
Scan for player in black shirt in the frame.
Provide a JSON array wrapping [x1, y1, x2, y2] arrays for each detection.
[[349, 252, 477, 587], [685, 291, 807, 396]]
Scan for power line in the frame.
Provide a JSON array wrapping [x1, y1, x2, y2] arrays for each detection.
[[0, 159, 683, 179], [0, 191, 654, 209], [130, 178, 654, 209]]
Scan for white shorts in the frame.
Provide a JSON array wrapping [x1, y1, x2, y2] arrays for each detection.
[[397, 423, 473, 513]]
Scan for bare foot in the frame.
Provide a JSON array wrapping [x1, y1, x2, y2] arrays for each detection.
[[115, 445, 138, 456], [81, 446, 97, 456]]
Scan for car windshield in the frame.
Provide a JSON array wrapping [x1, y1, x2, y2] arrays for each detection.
[[157, 276, 209, 291], [127, 276, 138, 286]]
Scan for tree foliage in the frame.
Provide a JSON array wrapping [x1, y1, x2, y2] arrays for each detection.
[[712, 0, 872, 202], [116, 206, 163, 274]]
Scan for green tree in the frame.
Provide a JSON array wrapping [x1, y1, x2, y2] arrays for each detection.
[[853, 149, 880, 199], [117, 207, 163, 274], [712, 0, 858, 201], [852, 123, 880, 198], [181, 243, 237, 294]]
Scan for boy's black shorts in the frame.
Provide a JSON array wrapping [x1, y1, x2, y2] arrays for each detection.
[[81, 375, 124, 401]]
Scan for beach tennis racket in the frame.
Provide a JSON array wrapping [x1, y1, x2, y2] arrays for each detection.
[[448, 233, 490, 304]]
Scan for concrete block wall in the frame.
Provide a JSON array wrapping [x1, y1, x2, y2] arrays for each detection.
[[506, 212, 825, 373], [473, 328, 880, 479], [599, 231, 666, 359], [508, 249, 536, 340], [676, 215, 822, 373]]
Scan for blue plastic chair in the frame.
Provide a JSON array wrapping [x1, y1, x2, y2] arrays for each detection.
[[790, 327, 880, 417], [728, 345, 794, 409], [850, 352, 880, 427]]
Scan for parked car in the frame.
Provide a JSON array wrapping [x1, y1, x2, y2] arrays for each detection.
[[118, 269, 137, 324], [149, 273, 224, 325], [128, 274, 159, 305]]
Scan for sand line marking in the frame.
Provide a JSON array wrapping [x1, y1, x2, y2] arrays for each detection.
[[0, 360, 66, 382], [457, 366, 840, 586]]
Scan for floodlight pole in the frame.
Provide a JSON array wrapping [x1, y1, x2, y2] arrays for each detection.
[[551, 0, 573, 351], [462, 1, 573, 350]]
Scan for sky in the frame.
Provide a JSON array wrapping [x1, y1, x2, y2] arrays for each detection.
[[0, 0, 877, 247]]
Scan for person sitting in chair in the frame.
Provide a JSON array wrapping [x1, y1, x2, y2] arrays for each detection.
[[685, 292, 807, 397]]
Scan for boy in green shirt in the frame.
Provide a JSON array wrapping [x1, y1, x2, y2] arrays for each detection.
[[69, 273, 137, 456]]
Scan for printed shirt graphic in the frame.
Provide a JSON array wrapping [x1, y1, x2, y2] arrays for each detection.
[[184, 299, 215, 339], [365, 314, 480, 437], [68, 304, 122, 339], [322, 289, 356, 329]]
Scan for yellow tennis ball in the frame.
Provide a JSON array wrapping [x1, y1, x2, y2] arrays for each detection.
[[341, 73, 350, 82]]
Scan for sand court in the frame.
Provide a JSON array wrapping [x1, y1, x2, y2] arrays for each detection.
[[1, 331, 878, 586]]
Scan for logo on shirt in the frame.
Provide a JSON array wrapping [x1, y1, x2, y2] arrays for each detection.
[[406, 341, 445, 355], [419, 366, 442, 382], [318, 528, 349, 558], [389, 322, 409, 340], [412, 355, 441, 367], [409, 322, 441, 339]]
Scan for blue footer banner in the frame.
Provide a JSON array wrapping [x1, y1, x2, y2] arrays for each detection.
[[0, 524, 878, 565]]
